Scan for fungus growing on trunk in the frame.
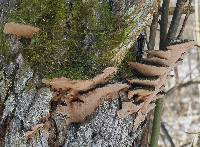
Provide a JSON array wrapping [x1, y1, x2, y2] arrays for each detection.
[[166, 41, 194, 51], [147, 50, 171, 60], [55, 83, 129, 123], [129, 62, 169, 77], [3, 22, 39, 38], [128, 89, 153, 100], [43, 67, 117, 99], [128, 76, 163, 87], [117, 102, 143, 118], [133, 103, 155, 130], [142, 57, 172, 67]]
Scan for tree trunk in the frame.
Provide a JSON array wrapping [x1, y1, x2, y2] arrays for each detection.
[[0, 0, 157, 147]]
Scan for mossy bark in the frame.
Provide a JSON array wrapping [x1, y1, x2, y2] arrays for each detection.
[[0, 0, 157, 147]]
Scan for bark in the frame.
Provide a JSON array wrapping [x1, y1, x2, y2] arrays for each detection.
[[0, 0, 157, 147]]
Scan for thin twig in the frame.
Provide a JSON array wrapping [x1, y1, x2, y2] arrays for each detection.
[[177, 0, 193, 38], [161, 122, 176, 147], [166, 80, 200, 96]]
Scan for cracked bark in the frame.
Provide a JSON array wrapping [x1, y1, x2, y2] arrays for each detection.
[[0, 0, 157, 147]]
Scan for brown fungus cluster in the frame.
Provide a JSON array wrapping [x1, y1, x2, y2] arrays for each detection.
[[25, 41, 194, 138], [118, 41, 194, 129]]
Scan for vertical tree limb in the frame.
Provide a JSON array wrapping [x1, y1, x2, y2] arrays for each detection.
[[148, 1, 160, 50], [177, 0, 193, 38], [150, 0, 170, 145], [167, 0, 187, 41], [159, 0, 170, 50], [149, 98, 164, 147]]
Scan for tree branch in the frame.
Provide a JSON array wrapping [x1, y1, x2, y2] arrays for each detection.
[[148, 2, 160, 50], [159, 0, 170, 50], [166, 80, 200, 96], [161, 122, 175, 147], [167, 0, 187, 41], [177, 0, 193, 38], [149, 1, 170, 146]]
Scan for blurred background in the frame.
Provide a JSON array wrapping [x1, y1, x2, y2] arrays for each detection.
[[146, 0, 200, 146]]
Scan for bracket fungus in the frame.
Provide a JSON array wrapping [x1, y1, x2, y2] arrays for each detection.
[[128, 89, 153, 100], [129, 62, 169, 77], [147, 50, 172, 60], [117, 102, 143, 118], [25, 41, 195, 138], [3, 22, 39, 38], [55, 83, 129, 123], [43, 67, 117, 101], [167, 41, 195, 51], [128, 76, 165, 88]]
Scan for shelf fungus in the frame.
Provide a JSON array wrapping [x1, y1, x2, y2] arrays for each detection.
[[25, 41, 195, 138], [133, 103, 155, 130], [42, 67, 117, 100], [128, 89, 153, 100], [129, 62, 169, 77], [167, 41, 195, 51], [128, 76, 165, 88], [54, 83, 129, 123], [147, 50, 171, 60], [142, 57, 173, 67], [3, 22, 40, 38], [117, 102, 143, 118]]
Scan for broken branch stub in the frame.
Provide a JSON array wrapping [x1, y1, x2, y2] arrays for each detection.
[[3, 22, 40, 38]]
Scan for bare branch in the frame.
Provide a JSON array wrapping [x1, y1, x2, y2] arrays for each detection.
[[167, 0, 187, 41], [161, 122, 175, 147], [177, 0, 193, 38], [148, 3, 160, 50], [159, 0, 170, 50]]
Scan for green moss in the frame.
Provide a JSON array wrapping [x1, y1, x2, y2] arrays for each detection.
[[115, 45, 136, 80], [0, 28, 14, 62], [6, 0, 127, 79]]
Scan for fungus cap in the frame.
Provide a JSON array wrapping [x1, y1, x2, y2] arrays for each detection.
[[3, 22, 40, 38], [129, 62, 169, 76]]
